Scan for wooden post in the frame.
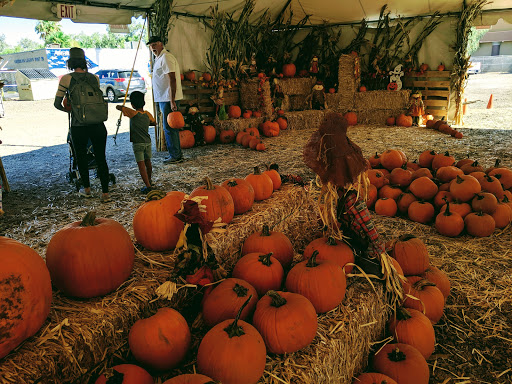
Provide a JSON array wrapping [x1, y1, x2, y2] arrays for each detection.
[[0, 156, 10, 192]]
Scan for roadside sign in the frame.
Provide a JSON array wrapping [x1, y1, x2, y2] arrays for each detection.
[[109, 24, 130, 33]]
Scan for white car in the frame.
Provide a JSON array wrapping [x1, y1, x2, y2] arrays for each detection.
[[468, 61, 481, 75]]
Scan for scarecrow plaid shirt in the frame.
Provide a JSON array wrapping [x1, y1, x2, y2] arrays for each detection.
[[339, 190, 386, 258]]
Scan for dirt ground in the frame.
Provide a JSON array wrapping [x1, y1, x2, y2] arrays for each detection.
[[0, 73, 511, 383]]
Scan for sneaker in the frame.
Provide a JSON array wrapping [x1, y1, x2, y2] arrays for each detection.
[[140, 186, 153, 194], [163, 157, 184, 164], [79, 189, 92, 198], [100, 194, 111, 203]]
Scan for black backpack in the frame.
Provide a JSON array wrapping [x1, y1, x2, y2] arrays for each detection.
[[68, 73, 108, 125]]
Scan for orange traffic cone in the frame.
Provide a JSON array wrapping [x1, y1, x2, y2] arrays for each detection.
[[486, 94, 493, 109], [463, 98, 467, 115]]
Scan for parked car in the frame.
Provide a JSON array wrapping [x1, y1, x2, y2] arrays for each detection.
[[467, 61, 481, 75], [95, 69, 147, 102]]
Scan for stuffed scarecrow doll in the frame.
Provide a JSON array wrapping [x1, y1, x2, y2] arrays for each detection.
[[408, 91, 425, 126], [185, 104, 205, 146], [303, 112, 403, 304]]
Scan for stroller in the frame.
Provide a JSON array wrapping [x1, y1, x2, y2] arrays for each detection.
[[66, 114, 116, 191]]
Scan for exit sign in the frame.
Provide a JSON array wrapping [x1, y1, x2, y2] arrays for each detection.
[[57, 4, 77, 19]]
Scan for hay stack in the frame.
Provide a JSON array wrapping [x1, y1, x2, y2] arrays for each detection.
[[355, 90, 410, 111], [337, 55, 360, 110], [356, 109, 407, 125], [213, 116, 265, 134], [240, 79, 273, 117], [276, 77, 317, 112], [285, 110, 328, 131]]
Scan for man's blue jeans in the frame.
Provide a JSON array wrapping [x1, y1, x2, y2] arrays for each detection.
[[159, 101, 183, 160]]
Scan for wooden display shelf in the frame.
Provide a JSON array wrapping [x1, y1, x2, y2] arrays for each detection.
[[404, 71, 451, 119]]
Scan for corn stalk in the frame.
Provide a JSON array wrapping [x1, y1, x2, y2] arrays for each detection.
[[149, 0, 174, 44]]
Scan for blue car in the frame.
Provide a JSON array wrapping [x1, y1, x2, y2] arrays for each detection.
[[95, 69, 147, 102]]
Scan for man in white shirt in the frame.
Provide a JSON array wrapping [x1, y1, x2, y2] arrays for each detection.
[[147, 36, 184, 164]]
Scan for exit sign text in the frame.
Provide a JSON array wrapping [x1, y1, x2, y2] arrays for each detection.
[[58, 4, 77, 19]]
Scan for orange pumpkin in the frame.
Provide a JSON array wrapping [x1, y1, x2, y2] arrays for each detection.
[[219, 128, 235, 144], [439, 201, 472, 219], [252, 290, 317, 354], [94, 364, 154, 384], [344, 111, 358, 126], [179, 130, 195, 148], [232, 252, 284, 297], [408, 201, 435, 224], [380, 149, 405, 170], [367, 169, 387, 189], [436, 166, 464, 183], [184, 71, 195, 81], [242, 224, 294, 269], [397, 192, 418, 215], [396, 114, 413, 127], [167, 111, 185, 129], [418, 150, 437, 169], [228, 105, 242, 118], [221, 178, 255, 214], [449, 175, 481, 202], [375, 198, 398, 217], [202, 72, 212, 82], [411, 168, 433, 180], [276, 117, 288, 130], [378, 185, 403, 201], [369, 152, 381, 168], [492, 201, 512, 229], [282, 63, 296, 77], [489, 167, 512, 190], [129, 308, 191, 371], [303, 236, 354, 273], [235, 131, 248, 144], [433, 191, 453, 209], [162, 374, 213, 384], [373, 343, 429, 384], [464, 212, 496, 237], [389, 166, 413, 187], [203, 125, 216, 144], [133, 190, 186, 251], [409, 176, 438, 200], [435, 200, 464, 237], [0, 237, 52, 359], [479, 174, 505, 200], [189, 177, 235, 224], [431, 152, 455, 171], [366, 184, 378, 209], [245, 166, 274, 201], [420, 265, 451, 299], [389, 234, 429, 276], [403, 276, 445, 324], [46, 212, 134, 298], [263, 164, 282, 191], [249, 137, 261, 150], [471, 192, 498, 214], [261, 120, 280, 137]]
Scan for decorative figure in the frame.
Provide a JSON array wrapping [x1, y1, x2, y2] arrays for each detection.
[[185, 103, 205, 145], [273, 79, 285, 111], [309, 55, 319, 75], [388, 64, 404, 91], [211, 85, 224, 116], [266, 55, 278, 77], [408, 91, 425, 126], [249, 53, 258, 77], [306, 81, 328, 110]]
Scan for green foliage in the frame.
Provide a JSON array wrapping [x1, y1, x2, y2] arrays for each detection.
[[0, 34, 9, 53], [468, 27, 488, 56], [35, 21, 61, 45], [149, 0, 173, 44]]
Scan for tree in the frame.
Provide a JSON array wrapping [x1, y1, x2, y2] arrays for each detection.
[[35, 21, 61, 45], [18, 38, 44, 51], [468, 27, 489, 56], [46, 30, 73, 47], [0, 34, 10, 54], [125, 19, 147, 44]]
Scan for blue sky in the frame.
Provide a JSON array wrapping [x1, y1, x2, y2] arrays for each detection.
[[0, 16, 110, 45]]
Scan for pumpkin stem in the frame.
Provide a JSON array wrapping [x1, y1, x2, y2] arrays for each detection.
[[503, 195, 510, 203], [306, 250, 319, 267], [258, 252, 274, 266], [269, 163, 279, 171], [105, 370, 125, 384], [145, 189, 167, 201], [232, 283, 249, 298], [224, 295, 252, 338], [414, 278, 437, 290], [484, 174, 494, 183], [80, 212, 97, 227], [455, 175, 464, 184], [374, 152, 379, 158], [430, 150, 437, 155], [261, 224, 271, 237], [253, 166, 262, 175], [204, 177, 215, 190], [267, 290, 287, 308], [327, 236, 338, 246], [471, 160, 479, 167], [396, 307, 413, 321], [494, 159, 501, 168], [227, 180, 239, 187], [388, 347, 407, 362], [444, 151, 450, 156], [398, 234, 416, 242], [443, 200, 452, 216]]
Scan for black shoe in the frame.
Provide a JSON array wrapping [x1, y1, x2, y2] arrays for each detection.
[[140, 186, 153, 194], [164, 157, 184, 164]]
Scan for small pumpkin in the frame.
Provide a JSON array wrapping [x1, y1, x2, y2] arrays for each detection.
[[389, 234, 429, 276], [276, 117, 288, 130], [433, 191, 453, 209], [397, 192, 418, 215], [378, 185, 403, 201], [439, 201, 472, 219], [202, 72, 212, 82], [245, 166, 274, 201], [464, 212, 496, 237], [263, 164, 282, 191], [431, 151, 456, 171], [94, 364, 154, 384], [375, 198, 397, 217], [261, 120, 280, 137], [303, 236, 354, 273], [162, 374, 214, 384], [396, 114, 413, 127], [471, 192, 498, 215], [249, 137, 261, 150], [436, 166, 464, 183], [437, 63, 445, 71], [420, 265, 451, 299], [184, 71, 195, 81], [179, 130, 195, 148], [252, 290, 317, 354], [282, 63, 296, 77], [189, 177, 235, 224], [460, 160, 484, 175], [435, 200, 464, 237], [242, 224, 294, 268], [449, 175, 482, 202], [221, 178, 255, 214], [366, 184, 378, 209], [367, 169, 387, 189], [129, 308, 191, 371], [409, 176, 438, 200], [407, 201, 435, 224], [411, 168, 433, 180], [344, 111, 358, 126], [380, 149, 405, 171], [368, 152, 381, 168], [403, 276, 445, 324], [488, 167, 512, 190], [228, 105, 242, 119], [492, 201, 512, 229], [418, 150, 437, 168], [219, 128, 235, 144], [203, 125, 216, 144], [389, 166, 413, 187], [167, 111, 185, 129], [256, 142, 266, 151], [373, 343, 429, 384], [232, 252, 284, 297], [235, 131, 248, 145], [479, 174, 505, 200]]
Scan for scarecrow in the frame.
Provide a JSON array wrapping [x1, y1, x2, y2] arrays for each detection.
[[303, 112, 403, 305], [306, 81, 328, 110], [185, 104, 205, 146], [309, 55, 319, 75], [408, 91, 425, 126]]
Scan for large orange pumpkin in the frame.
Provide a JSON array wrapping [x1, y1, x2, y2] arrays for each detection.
[[435, 200, 464, 237], [197, 298, 267, 384], [263, 164, 282, 191], [449, 175, 481, 202], [353, 372, 398, 384], [179, 130, 195, 148], [344, 111, 358, 126], [129, 308, 191, 371], [46, 212, 134, 298], [285, 251, 346, 313], [228, 105, 242, 119], [303, 236, 354, 273], [245, 166, 274, 201], [0, 237, 52, 359], [242, 224, 294, 268], [94, 364, 154, 384], [252, 290, 317, 354], [420, 265, 451, 299], [167, 111, 185, 129], [403, 276, 445, 324], [133, 190, 185, 251], [221, 178, 255, 214], [203, 125, 216, 144], [389, 234, 429, 276], [232, 252, 284, 297], [189, 177, 235, 224], [380, 149, 405, 171], [282, 63, 296, 77], [162, 374, 213, 384], [373, 343, 429, 384]]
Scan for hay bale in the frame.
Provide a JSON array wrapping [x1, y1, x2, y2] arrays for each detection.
[[240, 79, 273, 116], [356, 108, 407, 125], [338, 55, 360, 90], [285, 110, 328, 131], [329, 91, 355, 112], [354, 90, 410, 111], [213, 116, 265, 134], [288, 94, 309, 111], [277, 77, 316, 95], [222, 88, 240, 107]]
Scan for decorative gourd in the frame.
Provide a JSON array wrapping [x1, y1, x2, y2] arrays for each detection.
[[396, 114, 413, 127], [471, 192, 498, 214], [263, 164, 282, 191], [344, 111, 358, 126], [162, 374, 214, 384], [203, 125, 216, 144], [380, 149, 405, 170], [436, 166, 464, 183], [197, 297, 266, 384], [373, 343, 430, 384], [420, 265, 451, 299], [285, 251, 346, 313], [352, 372, 398, 384], [282, 63, 296, 77], [242, 224, 294, 268], [46, 212, 134, 298], [479, 174, 505, 199], [375, 198, 397, 217], [221, 178, 255, 214], [388, 307, 436, 359], [94, 364, 154, 384], [245, 166, 274, 201], [167, 111, 185, 129], [202, 278, 258, 327], [219, 128, 235, 144], [449, 175, 481, 202], [128, 308, 191, 371], [418, 150, 437, 168], [389, 234, 429, 276], [464, 212, 496, 237], [303, 236, 354, 273], [179, 130, 195, 148], [0, 237, 52, 359], [435, 200, 464, 237], [232, 252, 284, 296], [407, 201, 435, 224], [397, 193, 418, 215], [228, 105, 241, 118], [431, 151, 456, 171], [408, 176, 438, 200], [252, 290, 317, 354], [190, 177, 235, 224], [403, 276, 445, 324]]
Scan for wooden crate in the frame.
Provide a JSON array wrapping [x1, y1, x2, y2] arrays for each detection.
[[404, 71, 451, 120]]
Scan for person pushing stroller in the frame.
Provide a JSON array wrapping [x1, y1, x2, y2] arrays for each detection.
[[116, 91, 156, 193]]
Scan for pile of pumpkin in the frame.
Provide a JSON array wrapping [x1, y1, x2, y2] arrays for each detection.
[[425, 119, 464, 138], [366, 149, 512, 237], [352, 234, 450, 384], [225, 105, 264, 119]]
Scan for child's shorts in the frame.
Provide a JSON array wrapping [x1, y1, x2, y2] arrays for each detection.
[[132, 142, 152, 162]]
